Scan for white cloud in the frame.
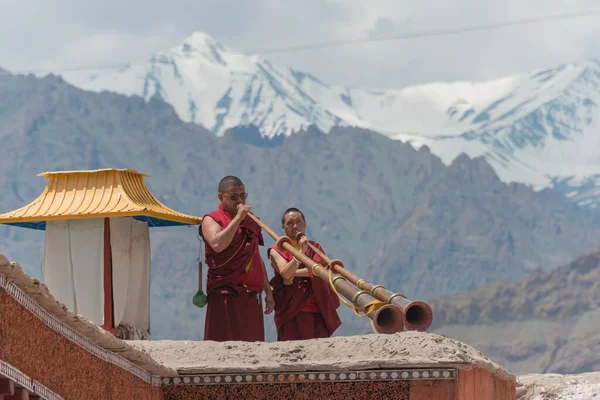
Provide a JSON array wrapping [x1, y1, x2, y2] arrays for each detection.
[[2, 0, 600, 88], [45, 25, 180, 71]]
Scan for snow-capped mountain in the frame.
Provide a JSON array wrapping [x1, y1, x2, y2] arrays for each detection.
[[55, 32, 600, 210]]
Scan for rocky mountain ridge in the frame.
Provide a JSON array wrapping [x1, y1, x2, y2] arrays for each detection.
[[431, 245, 600, 375]]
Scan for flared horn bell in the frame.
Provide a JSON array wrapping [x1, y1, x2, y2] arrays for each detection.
[[372, 304, 405, 334]]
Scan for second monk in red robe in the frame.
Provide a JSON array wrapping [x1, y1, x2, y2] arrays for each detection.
[[268, 208, 341, 341]]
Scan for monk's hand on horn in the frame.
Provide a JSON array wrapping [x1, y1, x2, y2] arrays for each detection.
[[264, 292, 275, 315], [298, 235, 309, 254], [235, 204, 251, 220]]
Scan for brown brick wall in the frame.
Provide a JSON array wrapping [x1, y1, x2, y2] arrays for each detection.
[[0, 290, 162, 400]]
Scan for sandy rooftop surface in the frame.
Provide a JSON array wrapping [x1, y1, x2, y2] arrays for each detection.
[[517, 371, 600, 400], [127, 331, 515, 382]]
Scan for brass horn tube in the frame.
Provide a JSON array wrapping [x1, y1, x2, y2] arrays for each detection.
[[308, 265, 404, 334], [295, 230, 433, 332], [247, 213, 404, 334]]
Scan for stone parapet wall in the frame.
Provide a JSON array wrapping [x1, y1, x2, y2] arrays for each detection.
[[128, 332, 516, 383]]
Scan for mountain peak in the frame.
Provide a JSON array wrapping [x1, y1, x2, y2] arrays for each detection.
[[164, 31, 262, 72], [165, 31, 234, 67], [181, 31, 224, 51]]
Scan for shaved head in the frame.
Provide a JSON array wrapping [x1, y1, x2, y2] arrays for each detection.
[[218, 176, 244, 192]]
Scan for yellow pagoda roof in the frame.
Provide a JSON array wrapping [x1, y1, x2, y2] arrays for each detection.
[[0, 168, 202, 230]]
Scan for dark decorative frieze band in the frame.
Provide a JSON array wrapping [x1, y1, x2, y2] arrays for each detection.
[[0, 360, 64, 400], [160, 368, 457, 386], [0, 274, 160, 385]]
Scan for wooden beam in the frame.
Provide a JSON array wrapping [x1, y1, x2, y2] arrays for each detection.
[[0, 379, 14, 395], [103, 217, 116, 334]]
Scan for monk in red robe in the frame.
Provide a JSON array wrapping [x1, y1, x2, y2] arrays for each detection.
[[268, 208, 341, 341], [201, 176, 275, 342]]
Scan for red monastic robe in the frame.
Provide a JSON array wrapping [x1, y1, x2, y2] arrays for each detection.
[[268, 241, 341, 341], [202, 204, 266, 342]]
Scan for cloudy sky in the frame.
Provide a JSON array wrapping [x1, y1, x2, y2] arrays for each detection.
[[2, 0, 600, 89]]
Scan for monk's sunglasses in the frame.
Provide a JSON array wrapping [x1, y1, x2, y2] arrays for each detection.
[[224, 192, 248, 201]]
